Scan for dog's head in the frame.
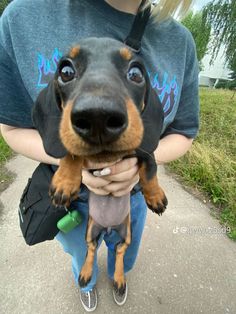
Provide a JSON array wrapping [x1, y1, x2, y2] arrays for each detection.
[[32, 38, 163, 161]]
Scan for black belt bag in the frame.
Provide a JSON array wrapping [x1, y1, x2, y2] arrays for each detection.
[[18, 163, 66, 245]]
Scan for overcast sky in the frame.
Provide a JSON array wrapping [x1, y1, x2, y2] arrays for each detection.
[[192, 0, 212, 11]]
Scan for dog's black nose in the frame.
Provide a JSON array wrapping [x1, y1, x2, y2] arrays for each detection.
[[71, 101, 128, 144]]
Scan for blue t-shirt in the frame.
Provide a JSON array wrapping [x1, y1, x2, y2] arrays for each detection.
[[0, 0, 199, 138]]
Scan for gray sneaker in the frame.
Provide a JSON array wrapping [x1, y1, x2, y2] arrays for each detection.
[[113, 282, 128, 306], [79, 287, 98, 312]]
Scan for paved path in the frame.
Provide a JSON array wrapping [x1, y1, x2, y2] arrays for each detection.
[[0, 155, 236, 314]]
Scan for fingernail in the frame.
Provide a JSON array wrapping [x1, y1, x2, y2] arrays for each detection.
[[101, 168, 111, 176], [93, 168, 111, 177], [93, 170, 101, 177]]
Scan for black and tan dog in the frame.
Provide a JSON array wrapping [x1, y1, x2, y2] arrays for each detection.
[[32, 37, 167, 294]]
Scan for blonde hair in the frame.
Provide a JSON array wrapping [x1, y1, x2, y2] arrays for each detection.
[[151, 0, 192, 21]]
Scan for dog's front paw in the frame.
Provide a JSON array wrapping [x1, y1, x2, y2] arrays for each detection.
[[144, 186, 168, 215], [49, 172, 80, 207], [79, 265, 93, 288], [113, 274, 126, 296]]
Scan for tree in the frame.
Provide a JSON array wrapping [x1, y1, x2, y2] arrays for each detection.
[[181, 11, 211, 66], [0, 0, 10, 16], [203, 0, 236, 72]]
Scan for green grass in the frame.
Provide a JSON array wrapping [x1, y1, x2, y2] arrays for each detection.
[[169, 88, 236, 240], [0, 135, 12, 163], [0, 135, 14, 192]]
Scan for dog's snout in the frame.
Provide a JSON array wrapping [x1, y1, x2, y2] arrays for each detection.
[[71, 102, 128, 144]]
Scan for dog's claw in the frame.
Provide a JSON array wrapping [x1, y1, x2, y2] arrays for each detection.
[[113, 280, 126, 296], [148, 204, 166, 215], [49, 185, 56, 196], [146, 194, 168, 216], [142, 182, 168, 216], [163, 195, 168, 207], [79, 274, 92, 288], [49, 182, 79, 207]]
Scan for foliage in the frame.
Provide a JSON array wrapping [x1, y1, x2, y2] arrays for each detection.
[[229, 71, 236, 80], [203, 0, 236, 72], [181, 11, 211, 64], [215, 78, 236, 90], [215, 79, 228, 89], [0, 0, 10, 15], [227, 80, 236, 90], [168, 88, 236, 239], [215, 70, 236, 90]]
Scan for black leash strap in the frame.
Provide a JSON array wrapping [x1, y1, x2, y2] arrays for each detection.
[[124, 0, 151, 53]]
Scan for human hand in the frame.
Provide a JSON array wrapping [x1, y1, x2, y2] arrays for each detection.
[[82, 157, 139, 197]]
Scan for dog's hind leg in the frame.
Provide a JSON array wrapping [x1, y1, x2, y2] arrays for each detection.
[[113, 213, 131, 295], [79, 216, 103, 287]]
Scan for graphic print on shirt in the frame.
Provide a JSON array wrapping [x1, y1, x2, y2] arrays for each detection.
[[148, 71, 179, 117], [37, 49, 179, 118], [37, 48, 63, 88]]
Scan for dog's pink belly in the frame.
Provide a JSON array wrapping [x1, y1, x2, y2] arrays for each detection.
[[89, 191, 130, 228]]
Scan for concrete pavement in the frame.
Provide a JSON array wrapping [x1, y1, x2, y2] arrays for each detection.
[[0, 155, 236, 314]]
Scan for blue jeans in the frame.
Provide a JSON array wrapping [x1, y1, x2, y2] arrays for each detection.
[[56, 189, 147, 292]]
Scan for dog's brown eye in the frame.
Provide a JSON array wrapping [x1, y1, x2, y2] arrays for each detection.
[[59, 64, 75, 83], [60, 66, 75, 82], [127, 66, 144, 84]]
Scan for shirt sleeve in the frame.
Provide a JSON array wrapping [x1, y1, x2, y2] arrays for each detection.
[[0, 13, 34, 128], [162, 31, 200, 139]]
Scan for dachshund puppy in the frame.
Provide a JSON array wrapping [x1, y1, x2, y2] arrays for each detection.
[[32, 37, 167, 295]]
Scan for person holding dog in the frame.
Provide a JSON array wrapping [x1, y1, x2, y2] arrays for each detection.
[[0, 0, 199, 312]]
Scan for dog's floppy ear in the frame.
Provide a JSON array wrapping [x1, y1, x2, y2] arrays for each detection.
[[135, 74, 164, 180], [139, 74, 164, 154], [32, 80, 67, 158]]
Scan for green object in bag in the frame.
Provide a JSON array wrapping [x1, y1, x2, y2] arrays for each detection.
[[57, 210, 82, 233]]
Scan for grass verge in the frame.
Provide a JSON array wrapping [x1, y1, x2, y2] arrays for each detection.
[[168, 88, 236, 240], [0, 135, 15, 193]]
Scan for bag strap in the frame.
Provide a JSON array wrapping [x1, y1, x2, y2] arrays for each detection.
[[124, 0, 152, 53]]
